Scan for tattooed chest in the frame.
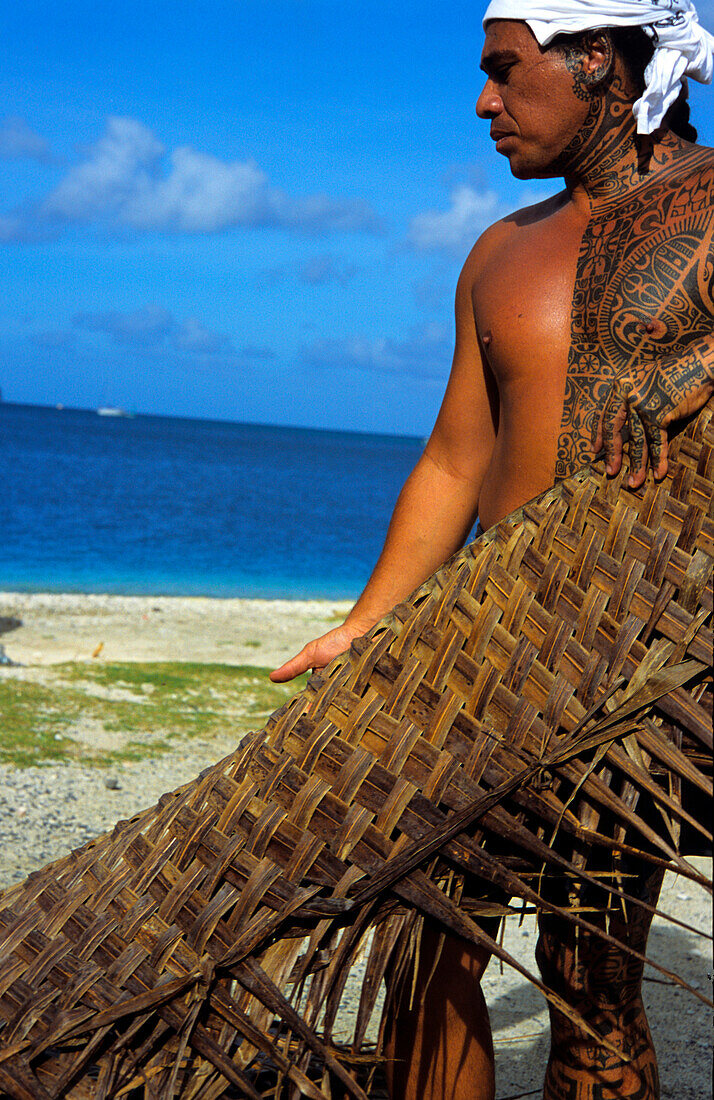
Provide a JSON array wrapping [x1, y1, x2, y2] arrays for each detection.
[[557, 186, 714, 479]]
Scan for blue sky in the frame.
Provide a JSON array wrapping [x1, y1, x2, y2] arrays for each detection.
[[2, 1, 714, 435]]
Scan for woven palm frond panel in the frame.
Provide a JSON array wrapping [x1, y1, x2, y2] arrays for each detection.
[[0, 406, 712, 1100]]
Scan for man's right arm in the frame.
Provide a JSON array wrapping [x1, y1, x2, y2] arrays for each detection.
[[271, 249, 499, 682]]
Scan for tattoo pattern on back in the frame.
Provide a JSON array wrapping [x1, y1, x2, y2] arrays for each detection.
[[555, 139, 714, 479]]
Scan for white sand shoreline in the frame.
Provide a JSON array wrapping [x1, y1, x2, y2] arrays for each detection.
[[0, 590, 353, 669]]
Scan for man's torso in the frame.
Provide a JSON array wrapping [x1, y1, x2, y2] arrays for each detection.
[[470, 144, 714, 528]]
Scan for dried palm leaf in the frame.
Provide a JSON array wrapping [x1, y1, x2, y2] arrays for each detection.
[[0, 404, 712, 1099]]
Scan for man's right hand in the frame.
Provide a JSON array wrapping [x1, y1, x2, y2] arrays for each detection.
[[593, 335, 714, 488], [269, 618, 374, 683]]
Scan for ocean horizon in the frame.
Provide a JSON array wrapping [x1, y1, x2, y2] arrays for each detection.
[[1, 402, 426, 600]]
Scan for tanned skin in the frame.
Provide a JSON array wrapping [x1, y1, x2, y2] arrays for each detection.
[[272, 18, 714, 1100]]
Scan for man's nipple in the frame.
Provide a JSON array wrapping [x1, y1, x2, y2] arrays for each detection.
[[639, 317, 666, 339]]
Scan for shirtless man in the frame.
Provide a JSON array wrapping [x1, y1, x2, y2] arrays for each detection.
[[272, 4, 714, 1097]]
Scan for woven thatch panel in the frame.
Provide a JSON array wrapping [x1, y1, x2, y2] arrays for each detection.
[[0, 406, 712, 1099]]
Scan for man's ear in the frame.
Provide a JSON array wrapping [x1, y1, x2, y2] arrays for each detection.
[[581, 30, 615, 88], [558, 31, 615, 99]]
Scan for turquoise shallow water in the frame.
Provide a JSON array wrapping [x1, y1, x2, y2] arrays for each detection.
[[0, 403, 425, 600]]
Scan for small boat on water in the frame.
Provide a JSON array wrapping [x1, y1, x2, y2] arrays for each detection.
[[97, 406, 131, 417]]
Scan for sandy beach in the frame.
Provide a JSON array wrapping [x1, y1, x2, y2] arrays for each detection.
[[0, 590, 354, 669], [0, 590, 711, 1098]]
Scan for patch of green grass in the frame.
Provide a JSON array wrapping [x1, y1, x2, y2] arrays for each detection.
[[0, 663, 308, 768], [0, 679, 80, 767]]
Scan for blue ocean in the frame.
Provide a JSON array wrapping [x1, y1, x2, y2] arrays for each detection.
[[0, 403, 426, 600]]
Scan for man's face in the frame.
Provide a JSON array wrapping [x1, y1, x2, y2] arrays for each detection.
[[477, 20, 594, 179]]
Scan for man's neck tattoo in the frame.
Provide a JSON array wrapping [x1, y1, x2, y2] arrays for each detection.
[[560, 79, 648, 200], [554, 55, 690, 203]]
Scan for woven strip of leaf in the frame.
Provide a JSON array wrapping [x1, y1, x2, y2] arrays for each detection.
[[0, 405, 712, 1100]]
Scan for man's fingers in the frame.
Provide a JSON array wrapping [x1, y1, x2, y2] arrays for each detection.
[[270, 646, 313, 683], [644, 417, 669, 481], [592, 410, 604, 455], [601, 361, 712, 486], [269, 659, 304, 683], [270, 624, 359, 683], [626, 410, 648, 489], [599, 385, 628, 475]]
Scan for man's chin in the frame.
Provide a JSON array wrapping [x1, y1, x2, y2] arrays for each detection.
[[507, 158, 561, 181]]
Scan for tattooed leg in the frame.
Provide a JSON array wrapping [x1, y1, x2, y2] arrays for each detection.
[[536, 864, 665, 1100]]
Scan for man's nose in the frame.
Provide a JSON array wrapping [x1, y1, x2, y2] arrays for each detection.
[[476, 80, 502, 119]]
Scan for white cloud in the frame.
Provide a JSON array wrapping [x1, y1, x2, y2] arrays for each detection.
[[74, 304, 234, 356], [173, 316, 233, 354], [24, 306, 274, 368], [407, 185, 501, 254], [303, 322, 451, 380], [0, 214, 26, 242], [407, 179, 560, 255], [35, 116, 379, 237], [0, 116, 52, 162], [44, 118, 164, 224], [299, 253, 357, 285], [75, 304, 174, 346], [263, 252, 358, 286]]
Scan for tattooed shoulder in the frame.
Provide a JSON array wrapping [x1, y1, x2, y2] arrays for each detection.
[[556, 149, 714, 479]]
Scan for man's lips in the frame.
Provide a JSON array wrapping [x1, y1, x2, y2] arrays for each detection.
[[491, 131, 516, 150]]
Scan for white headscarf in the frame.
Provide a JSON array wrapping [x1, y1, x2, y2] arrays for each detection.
[[482, 0, 714, 133]]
